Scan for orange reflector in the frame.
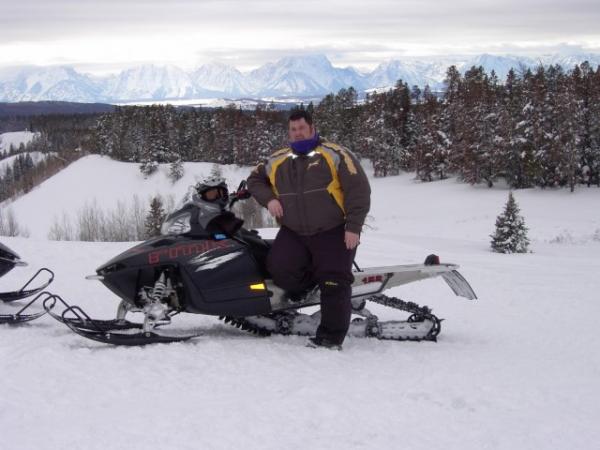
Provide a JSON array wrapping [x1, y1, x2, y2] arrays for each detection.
[[250, 283, 266, 290]]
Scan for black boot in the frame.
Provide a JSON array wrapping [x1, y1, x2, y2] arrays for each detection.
[[306, 336, 342, 351]]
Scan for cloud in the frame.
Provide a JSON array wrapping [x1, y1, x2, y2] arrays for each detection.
[[0, 0, 599, 72]]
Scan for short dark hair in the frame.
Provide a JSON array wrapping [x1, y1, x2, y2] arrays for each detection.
[[288, 109, 313, 126]]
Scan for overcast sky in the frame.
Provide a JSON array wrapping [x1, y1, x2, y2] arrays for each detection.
[[1, 0, 599, 74]]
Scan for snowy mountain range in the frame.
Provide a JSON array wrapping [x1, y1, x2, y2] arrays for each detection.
[[1, 53, 599, 103]]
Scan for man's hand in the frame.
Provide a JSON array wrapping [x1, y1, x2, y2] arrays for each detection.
[[267, 199, 283, 218], [345, 231, 360, 250]]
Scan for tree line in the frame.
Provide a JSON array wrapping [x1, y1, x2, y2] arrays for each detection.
[[314, 62, 600, 190]]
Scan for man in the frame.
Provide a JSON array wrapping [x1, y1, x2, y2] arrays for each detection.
[[247, 110, 371, 349]]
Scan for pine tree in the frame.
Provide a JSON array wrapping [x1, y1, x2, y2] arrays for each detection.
[[490, 192, 530, 253], [145, 196, 166, 238], [209, 163, 223, 180], [169, 158, 184, 183], [139, 159, 158, 177]]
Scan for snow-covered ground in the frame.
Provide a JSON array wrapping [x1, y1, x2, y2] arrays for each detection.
[[1, 156, 599, 450], [0, 131, 49, 176], [0, 131, 38, 153], [0, 151, 52, 174], [5, 155, 254, 238]]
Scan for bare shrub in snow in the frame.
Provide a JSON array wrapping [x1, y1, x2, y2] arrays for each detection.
[[232, 197, 274, 229], [49, 196, 152, 242], [0, 207, 30, 237], [131, 194, 147, 241], [77, 200, 105, 241], [48, 212, 75, 241], [104, 200, 136, 241], [549, 230, 576, 244]]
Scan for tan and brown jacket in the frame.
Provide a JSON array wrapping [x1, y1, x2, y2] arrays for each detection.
[[247, 139, 371, 236]]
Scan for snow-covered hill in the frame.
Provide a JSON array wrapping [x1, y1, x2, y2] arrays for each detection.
[[2, 52, 598, 102], [0, 152, 599, 449], [0, 131, 39, 152], [3, 155, 254, 238], [0, 131, 51, 175], [4, 154, 600, 244], [0, 151, 50, 174]]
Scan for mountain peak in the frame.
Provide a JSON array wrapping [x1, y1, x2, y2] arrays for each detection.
[[1, 52, 599, 102]]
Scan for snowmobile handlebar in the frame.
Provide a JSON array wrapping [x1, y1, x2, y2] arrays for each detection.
[[227, 180, 252, 208]]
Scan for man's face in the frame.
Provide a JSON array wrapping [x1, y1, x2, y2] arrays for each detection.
[[288, 118, 315, 142]]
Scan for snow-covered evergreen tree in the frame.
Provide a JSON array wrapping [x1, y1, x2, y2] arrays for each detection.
[[139, 159, 158, 177], [169, 158, 184, 183], [209, 163, 223, 180], [145, 196, 166, 238], [490, 191, 530, 253]]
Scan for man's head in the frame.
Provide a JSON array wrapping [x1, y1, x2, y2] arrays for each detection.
[[288, 110, 315, 143]]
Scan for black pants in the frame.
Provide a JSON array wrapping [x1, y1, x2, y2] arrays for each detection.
[[267, 225, 356, 345]]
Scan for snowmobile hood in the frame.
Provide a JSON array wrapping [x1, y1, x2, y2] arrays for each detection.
[[0, 242, 21, 260], [0, 242, 26, 268], [94, 235, 240, 275]]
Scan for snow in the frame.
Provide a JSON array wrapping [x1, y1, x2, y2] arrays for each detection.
[[0, 131, 39, 152], [4, 52, 599, 102], [4, 155, 254, 239], [0, 151, 52, 175], [1, 157, 600, 449], [0, 132, 48, 175]]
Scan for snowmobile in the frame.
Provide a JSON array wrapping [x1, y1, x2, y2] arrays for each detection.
[[0, 242, 54, 324], [47, 180, 477, 346]]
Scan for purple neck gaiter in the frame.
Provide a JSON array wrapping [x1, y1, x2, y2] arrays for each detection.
[[290, 133, 320, 155]]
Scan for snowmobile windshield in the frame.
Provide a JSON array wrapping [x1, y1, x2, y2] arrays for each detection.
[[161, 186, 227, 236], [172, 185, 227, 212], [172, 186, 198, 213]]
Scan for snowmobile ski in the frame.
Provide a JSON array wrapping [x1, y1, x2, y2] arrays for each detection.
[[0, 242, 55, 303], [0, 291, 54, 324], [44, 295, 202, 346], [0, 268, 55, 302]]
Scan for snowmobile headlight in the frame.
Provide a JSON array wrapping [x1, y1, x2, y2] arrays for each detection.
[[161, 212, 192, 236]]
